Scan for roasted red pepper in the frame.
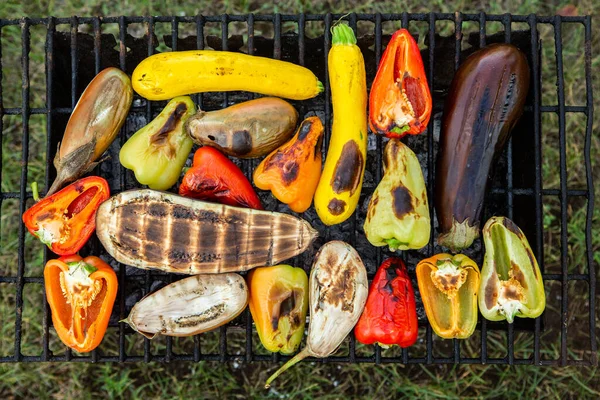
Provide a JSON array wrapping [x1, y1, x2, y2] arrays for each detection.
[[179, 146, 262, 209], [369, 29, 432, 138], [22, 176, 110, 255], [355, 257, 418, 347]]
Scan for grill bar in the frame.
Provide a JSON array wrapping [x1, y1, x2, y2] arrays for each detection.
[[0, 12, 595, 366]]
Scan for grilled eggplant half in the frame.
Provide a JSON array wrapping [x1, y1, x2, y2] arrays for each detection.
[[96, 189, 318, 274], [435, 44, 530, 251]]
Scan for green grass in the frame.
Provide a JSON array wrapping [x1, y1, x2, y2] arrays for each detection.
[[1, 0, 599, 398]]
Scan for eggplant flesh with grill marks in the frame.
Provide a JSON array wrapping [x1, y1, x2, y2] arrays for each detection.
[[95, 189, 318, 274], [435, 44, 530, 251]]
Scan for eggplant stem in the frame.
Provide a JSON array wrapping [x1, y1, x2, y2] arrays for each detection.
[[264, 347, 310, 388]]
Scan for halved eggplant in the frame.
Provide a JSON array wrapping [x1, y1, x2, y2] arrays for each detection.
[[435, 44, 530, 251]]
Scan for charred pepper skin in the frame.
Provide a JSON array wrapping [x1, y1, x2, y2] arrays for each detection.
[[479, 216, 545, 323], [363, 139, 430, 251], [369, 29, 432, 138], [435, 44, 530, 251], [355, 258, 418, 348], [416, 253, 480, 339], [247, 265, 308, 354]]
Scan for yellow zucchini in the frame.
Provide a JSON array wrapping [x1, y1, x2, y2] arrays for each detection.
[[132, 50, 323, 101], [313, 24, 367, 226]]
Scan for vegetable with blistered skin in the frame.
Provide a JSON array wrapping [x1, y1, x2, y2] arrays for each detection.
[[253, 116, 323, 213], [355, 258, 418, 348], [247, 265, 308, 354], [265, 241, 368, 388], [180, 147, 262, 209], [120, 96, 195, 190], [96, 190, 318, 274], [23, 176, 110, 255], [186, 97, 298, 158], [314, 24, 367, 226], [435, 44, 530, 251], [122, 273, 248, 338], [416, 253, 480, 339], [132, 50, 323, 101], [479, 216, 545, 323], [364, 139, 430, 251], [47, 68, 132, 196], [369, 29, 432, 138], [45, 255, 117, 352]]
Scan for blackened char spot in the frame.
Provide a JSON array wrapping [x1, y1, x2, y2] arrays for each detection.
[[501, 217, 524, 238], [526, 248, 538, 279], [232, 130, 252, 155], [330, 141, 364, 195], [168, 249, 192, 265], [392, 186, 414, 218], [171, 205, 194, 219], [314, 134, 324, 158], [150, 103, 188, 146], [297, 120, 313, 141], [282, 161, 299, 185], [382, 262, 400, 294], [147, 202, 168, 217], [175, 304, 225, 327], [327, 199, 346, 216]]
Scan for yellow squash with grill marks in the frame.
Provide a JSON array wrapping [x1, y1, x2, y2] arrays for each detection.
[[132, 50, 323, 101], [313, 24, 367, 226]]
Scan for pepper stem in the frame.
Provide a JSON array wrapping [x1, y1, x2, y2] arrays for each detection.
[[316, 80, 324, 93], [264, 347, 310, 388], [31, 182, 40, 202], [331, 23, 356, 46]]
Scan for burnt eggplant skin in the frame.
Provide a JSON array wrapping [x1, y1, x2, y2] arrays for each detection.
[[435, 43, 530, 251]]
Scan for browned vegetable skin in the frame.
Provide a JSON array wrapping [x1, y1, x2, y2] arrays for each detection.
[[185, 97, 298, 158], [47, 68, 133, 196], [435, 44, 530, 251], [96, 189, 318, 274]]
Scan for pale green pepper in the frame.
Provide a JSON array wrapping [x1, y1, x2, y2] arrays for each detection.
[[479, 216, 545, 323], [363, 138, 430, 251], [120, 96, 195, 190]]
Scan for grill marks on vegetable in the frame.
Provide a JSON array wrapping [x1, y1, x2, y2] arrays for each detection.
[[315, 251, 360, 313]]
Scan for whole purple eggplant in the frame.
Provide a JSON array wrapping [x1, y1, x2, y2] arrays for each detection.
[[435, 44, 530, 251]]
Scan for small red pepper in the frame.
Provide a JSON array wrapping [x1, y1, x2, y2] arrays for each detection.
[[369, 29, 432, 138], [179, 147, 263, 209], [22, 176, 110, 255], [355, 257, 418, 348]]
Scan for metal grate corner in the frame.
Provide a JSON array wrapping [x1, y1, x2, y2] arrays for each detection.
[[0, 12, 595, 366]]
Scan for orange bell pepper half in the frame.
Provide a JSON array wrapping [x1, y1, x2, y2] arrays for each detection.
[[369, 29, 432, 138], [253, 116, 324, 213], [22, 176, 110, 255], [44, 254, 118, 352]]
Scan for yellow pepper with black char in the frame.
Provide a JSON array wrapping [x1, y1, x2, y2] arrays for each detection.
[[416, 253, 480, 339], [120, 96, 195, 190], [363, 139, 430, 251], [313, 24, 367, 226], [247, 265, 308, 354]]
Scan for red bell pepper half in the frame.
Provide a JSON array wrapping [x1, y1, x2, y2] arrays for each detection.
[[355, 257, 418, 348], [369, 29, 432, 138], [22, 176, 110, 255], [179, 146, 263, 209]]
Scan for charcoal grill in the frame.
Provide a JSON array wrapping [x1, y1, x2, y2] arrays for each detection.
[[0, 12, 595, 366]]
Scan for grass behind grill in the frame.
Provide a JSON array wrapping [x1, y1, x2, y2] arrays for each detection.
[[1, 0, 599, 398]]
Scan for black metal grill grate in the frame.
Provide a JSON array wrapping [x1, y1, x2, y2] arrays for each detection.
[[0, 12, 595, 366]]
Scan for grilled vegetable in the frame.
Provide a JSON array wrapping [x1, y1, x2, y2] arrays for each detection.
[[123, 273, 248, 338], [416, 253, 480, 339], [253, 116, 324, 213], [45, 255, 117, 352], [479, 217, 545, 323], [435, 44, 530, 251], [96, 189, 318, 274], [132, 50, 323, 101], [48, 68, 132, 196], [23, 176, 110, 255], [180, 147, 262, 209], [363, 139, 430, 251], [314, 24, 367, 226], [265, 241, 368, 388], [247, 265, 308, 354], [355, 258, 418, 348], [369, 29, 432, 138], [186, 97, 298, 158], [120, 96, 195, 190]]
